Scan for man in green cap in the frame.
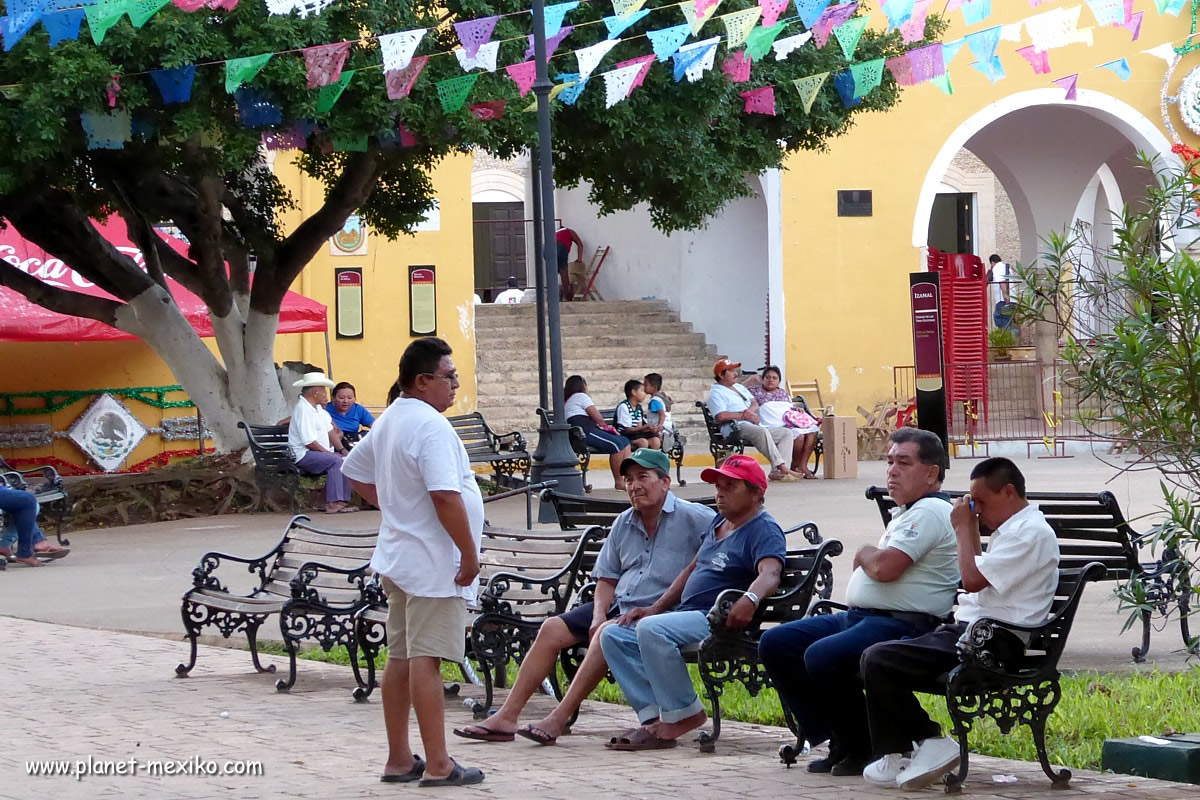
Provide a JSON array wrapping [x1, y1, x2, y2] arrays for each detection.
[[453, 448, 715, 745]]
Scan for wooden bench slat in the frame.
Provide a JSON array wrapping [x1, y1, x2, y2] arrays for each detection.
[[282, 541, 378, 561]]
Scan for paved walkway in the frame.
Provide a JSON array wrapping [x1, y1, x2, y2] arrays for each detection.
[[2, 616, 1194, 800]]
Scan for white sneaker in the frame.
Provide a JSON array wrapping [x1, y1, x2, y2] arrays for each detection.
[[863, 753, 908, 787], [897, 737, 960, 791]]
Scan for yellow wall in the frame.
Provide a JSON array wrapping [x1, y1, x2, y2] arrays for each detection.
[[780, 4, 1196, 418], [0, 154, 476, 470]]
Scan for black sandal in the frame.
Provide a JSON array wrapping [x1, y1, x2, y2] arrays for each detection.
[[379, 755, 424, 783], [417, 760, 485, 787]]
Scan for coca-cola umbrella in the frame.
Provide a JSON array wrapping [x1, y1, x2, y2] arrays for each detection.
[[0, 217, 327, 341]]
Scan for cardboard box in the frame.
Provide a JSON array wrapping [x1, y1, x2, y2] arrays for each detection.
[[822, 415, 858, 479]]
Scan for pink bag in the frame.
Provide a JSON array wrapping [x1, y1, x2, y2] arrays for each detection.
[[783, 408, 819, 430]]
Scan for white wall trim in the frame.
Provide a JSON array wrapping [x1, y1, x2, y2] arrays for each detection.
[[471, 168, 525, 203], [759, 169, 787, 368], [912, 89, 1179, 247]]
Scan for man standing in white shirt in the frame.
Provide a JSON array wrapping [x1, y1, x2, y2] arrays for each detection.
[[342, 337, 486, 788], [859, 457, 1060, 791]]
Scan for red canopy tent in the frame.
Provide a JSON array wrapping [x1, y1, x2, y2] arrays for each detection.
[[0, 217, 327, 341]]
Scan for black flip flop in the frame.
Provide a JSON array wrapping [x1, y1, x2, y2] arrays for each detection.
[[517, 725, 559, 746], [34, 548, 69, 560], [418, 760, 485, 787], [379, 755, 424, 783]]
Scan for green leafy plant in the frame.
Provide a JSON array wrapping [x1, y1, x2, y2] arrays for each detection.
[[988, 326, 1017, 356]]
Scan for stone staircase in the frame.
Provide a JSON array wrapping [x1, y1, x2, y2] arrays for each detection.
[[473, 300, 720, 448]]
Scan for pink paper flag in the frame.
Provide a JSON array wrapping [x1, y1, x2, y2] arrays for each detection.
[[615, 54, 655, 91], [1121, 10, 1142, 40], [396, 124, 420, 147], [172, 0, 205, 9], [885, 54, 916, 86], [1016, 45, 1051, 74], [741, 85, 775, 115], [385, 56, 428, 100], [505, 61, 538, 97], [469, 100, 506, 121], [454, 15, 500, 58], [722, 51, 752, 82], [758, 0, 789, 26], [1053, 73, 1078, 101], [813, 2, 857, 49], [206, 0, 238, 8], [304, 41, 351, 89], [106, 74, 121, 108], [695, 0, 721, 13], [908, 42, 945, 82], [946, 0, 963, 9], [899, 0, 933, 44]]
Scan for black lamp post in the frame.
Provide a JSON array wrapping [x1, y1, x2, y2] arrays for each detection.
[[528, 0, 585, 512]]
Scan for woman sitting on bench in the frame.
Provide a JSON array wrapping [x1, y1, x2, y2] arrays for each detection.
[[564, 375, 632, 491]]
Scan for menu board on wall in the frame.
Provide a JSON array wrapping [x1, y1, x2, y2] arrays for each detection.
[[409, 266, 436, 337]]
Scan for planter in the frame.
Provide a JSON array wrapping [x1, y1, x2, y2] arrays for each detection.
[[1009, 346, 1037, 361], [989, 348, 1012, 362]]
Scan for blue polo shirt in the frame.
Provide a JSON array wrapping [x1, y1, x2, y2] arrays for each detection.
[[676, 509, 787, 612], [326, 402, 375, 433]]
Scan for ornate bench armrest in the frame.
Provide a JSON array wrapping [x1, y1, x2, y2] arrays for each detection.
[[191, 549, 276, 589], [481, 567, 573, 613], [289, 560, 371, 603], [782, 520, 821, 545], [809, 599, 849, 616], [706, 588, 766, 633], [493, 430, 527, 452]]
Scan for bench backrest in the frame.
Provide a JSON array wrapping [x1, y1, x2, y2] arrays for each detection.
[[696, 401, 732, 443], [864, 486, 1139, 579], [238, 421, 297, 475], [759, 539, 843, 626], [543, 489, 719, 531], [265, 515, 378, 606], [478, 526, 589, 619], [447, 412, 500, 456]]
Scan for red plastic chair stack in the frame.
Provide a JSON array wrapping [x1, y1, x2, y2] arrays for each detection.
[[927, 247, 989, 428]]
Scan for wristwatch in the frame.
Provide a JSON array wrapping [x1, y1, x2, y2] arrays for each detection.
[[742, 591, 761, 608]]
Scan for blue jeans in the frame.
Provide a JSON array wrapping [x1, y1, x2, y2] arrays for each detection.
[[599, 610, 712, 724], [0, 487, 42, 559], [758, 610, 922, 756]]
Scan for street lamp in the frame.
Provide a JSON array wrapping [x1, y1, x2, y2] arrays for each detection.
[[528, 0, 586, 512]]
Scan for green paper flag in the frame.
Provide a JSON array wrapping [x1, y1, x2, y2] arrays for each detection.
[[834, 16, 868, 61], [225, 54, 273, 94], [437, 73, 480, 113], [793, 72, 828, 114], [850, 58, 884, 98], [744, 23, 785, 62], [930, 72, 953, 95], [316, 70, 355, 113], [85, 1, 129, 45], [333, 134, 369, 151], [721, 7, 761, 50], [128, 0, 170, 28]]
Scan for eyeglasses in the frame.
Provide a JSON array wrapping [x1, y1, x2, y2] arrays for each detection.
[[422, 372, 460, 383]]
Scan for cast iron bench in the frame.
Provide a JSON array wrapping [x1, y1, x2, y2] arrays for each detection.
[[176, 514, 375, 692], [567, 406, 686, 492], [351, 520, 597, 714], [865, 486, 1196, 662], [0, 456, 70, 545], [238, 421, 304, 510], [697, 401, 746, 466], [541, 488, 719, 532], [448, 411, 531, 489]]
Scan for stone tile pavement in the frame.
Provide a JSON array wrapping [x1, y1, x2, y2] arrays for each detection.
[[2, 616, 1194, 800]]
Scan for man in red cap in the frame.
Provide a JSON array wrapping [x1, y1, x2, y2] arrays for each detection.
[[598, 454, 787, 750], [706, 358, 805, 481]]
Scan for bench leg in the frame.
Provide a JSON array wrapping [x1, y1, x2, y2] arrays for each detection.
[[246, 621, 277, 675], [275, 632, 299, 692], [1031, 713, 1071, 788], [175, 601, 200, 677], [470, 661, 495, 720], [777, 704, 808, 767], [48, 500, 69, 547], [942, 731, 971, 794], [696, 680, 723, 753], [1131, 608, 1152, 663]]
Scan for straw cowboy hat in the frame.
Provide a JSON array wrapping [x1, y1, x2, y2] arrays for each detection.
[[293, 372, 336, 389]]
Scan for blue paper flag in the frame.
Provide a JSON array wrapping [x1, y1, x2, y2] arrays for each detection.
[[48, 0, 94, 9], [544, 2, 579, 38], [39, 7, 83, 47], [150, 65, 197, 105], [961, 0, 991, 26], [964, 26, 1000, 66], [235, 88, 283, 128], [672, 42, 716, 81], [556, 72, 590, 105], [604, 8, 650, 39], [970, 56, 1005, 83], [881, 0, 915, 31], [1098, 57, 1131, 81], [81, 110, 131, 150], [647, 24, 691, 62], [832, 70, 861, 108], [794, 0, 832, 29], [942, 39, 966, 67], [1, 1, 46, 52]]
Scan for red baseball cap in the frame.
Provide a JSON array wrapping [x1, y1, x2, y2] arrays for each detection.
[[701, 454, 768, 492], [712, 358, 742, 377]]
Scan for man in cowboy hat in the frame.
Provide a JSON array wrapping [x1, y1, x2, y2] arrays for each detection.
[[288, 371, 357, 514], [598, 454, 786, 751]]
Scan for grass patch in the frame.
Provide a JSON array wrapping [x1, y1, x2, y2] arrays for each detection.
[[251, 641, 1200, 771]]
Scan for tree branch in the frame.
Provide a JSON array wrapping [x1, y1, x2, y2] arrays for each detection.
[[0, 260, 123, 326], [258, 152, 383, 313]]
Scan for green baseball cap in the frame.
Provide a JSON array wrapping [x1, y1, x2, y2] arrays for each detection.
[[620, 448, 671, 476]]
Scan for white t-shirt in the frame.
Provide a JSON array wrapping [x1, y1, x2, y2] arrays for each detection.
[[956, 503, 1060, 628], [341, 397, 485, 602], [706, 383, 753, 438], [564, 392, 596, 421], [845, 496, 960, 617], [288, 397, 334, 461], [493, 288, 524, 304]]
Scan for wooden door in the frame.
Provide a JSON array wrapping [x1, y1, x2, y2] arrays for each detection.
[[473, 202, 527, 296]]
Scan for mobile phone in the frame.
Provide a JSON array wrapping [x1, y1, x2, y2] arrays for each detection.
[[967, 496, 976, 513]]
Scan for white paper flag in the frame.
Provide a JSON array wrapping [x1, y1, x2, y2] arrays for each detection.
[[677, 36, 720, 83], [1143, 42, 1181, 67], [380, 29, 428, 72], [1026, 6, 1094, 53], [999, 22, 1023, 43], [603, 61, 645, 107], [265, 0, 297, 14], [455, 39, 500, 72], [772, 31, 813, 61], [576, 39, 620, 79]]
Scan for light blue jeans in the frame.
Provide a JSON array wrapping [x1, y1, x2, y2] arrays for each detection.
[[599, 610, 712, 724]]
